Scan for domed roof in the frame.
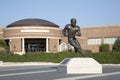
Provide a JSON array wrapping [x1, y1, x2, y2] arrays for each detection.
[[7, 18, 59, 28]]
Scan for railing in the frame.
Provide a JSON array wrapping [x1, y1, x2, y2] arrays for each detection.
[[25, 48, 46, 53]]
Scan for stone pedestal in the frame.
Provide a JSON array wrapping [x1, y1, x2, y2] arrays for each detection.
[[57, 58, 102, 74]]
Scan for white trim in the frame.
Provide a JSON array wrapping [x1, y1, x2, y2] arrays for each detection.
[[21, 29, 49, 33], [57, 39, 60, 52], [9, 39, 12, 51], [22, 38, 25, 53], [4, 36, 62, 39], [5, 26, 61, 30], [14, 51, 25, 55], [46, 38, 49, 52]]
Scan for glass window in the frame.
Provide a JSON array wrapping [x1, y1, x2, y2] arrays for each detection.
[[60, 42, 67, 51], [104, 38, 117, 44], [68, 43, 73, 49], [88, 38, 101, 45]]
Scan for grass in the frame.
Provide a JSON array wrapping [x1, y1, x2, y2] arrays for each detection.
[[0, 51, 120, 64]]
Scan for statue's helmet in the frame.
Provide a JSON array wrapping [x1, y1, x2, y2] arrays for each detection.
[[71, 18, 77, 26]]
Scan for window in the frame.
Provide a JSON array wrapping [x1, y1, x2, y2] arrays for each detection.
[[68, 43, 73, 49], [60, 42, 67, 51], [104, 38, 117, 44], [88, 38, 101, 45]]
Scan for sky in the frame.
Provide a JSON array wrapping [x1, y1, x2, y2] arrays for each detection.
[[0, 0, 120, 28]]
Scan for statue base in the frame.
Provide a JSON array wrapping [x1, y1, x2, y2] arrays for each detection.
[[57, 58, 102, 74]]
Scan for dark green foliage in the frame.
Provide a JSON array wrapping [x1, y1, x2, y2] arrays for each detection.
[[83, 49, 92, 53], [0, 52, 82, 63], [87, 52, 120, 64], [112, 38, 120, 52], [0, 40, 8, 48], [99, 44, 110, 52], [0, 52, 120, 64], [0, 40, 9, 52]]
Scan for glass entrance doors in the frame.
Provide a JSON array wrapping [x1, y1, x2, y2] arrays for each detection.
[[25, 38, 46, 53]]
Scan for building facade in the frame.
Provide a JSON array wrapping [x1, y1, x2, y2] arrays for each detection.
[[81, 25, 120, 52], [0, 18, 120, 54]]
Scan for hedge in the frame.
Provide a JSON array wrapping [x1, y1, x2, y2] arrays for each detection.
[[0, 52, 120, 64]]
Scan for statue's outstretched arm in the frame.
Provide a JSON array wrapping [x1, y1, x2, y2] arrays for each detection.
[[62, 25, 68, 37]]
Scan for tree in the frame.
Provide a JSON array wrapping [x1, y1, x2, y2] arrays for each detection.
[[0, 40, 7, 48], [112, 38, 120, 52], [99, 44, 110, 52], [0, 40, 9, 52]]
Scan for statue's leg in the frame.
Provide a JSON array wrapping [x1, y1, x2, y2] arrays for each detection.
[[69, 39, 86, 57], [68, 39, 78, 53], [74, 39, 87, 57], [74, 47, 78, 53]]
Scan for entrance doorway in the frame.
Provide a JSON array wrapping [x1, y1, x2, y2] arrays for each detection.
[[25, 38, 46, 53]]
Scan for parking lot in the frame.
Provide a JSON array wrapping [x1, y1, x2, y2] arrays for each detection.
[[0, 64, 120, 80]]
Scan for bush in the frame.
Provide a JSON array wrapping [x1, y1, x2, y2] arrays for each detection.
[[0, 40, 7, 48], [0, 52, 82, 62], [87, 52, 120, 64], [0, 51, 120, 64], [112, 38, 120, 52], [0, 52, 120, 64], [83, 49, 92, 53], [0, 40, 9, 52], [99, 44, 110, 52]]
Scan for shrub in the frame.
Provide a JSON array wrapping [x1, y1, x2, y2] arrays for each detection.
[[0, 40, 9, 52], [83, 49, 92, 53], [99, 44, 110, 52], [0, 51, 120, 64], [0, 40, 7, 48], [88, 52, 120, 64], [112, 38, 120, 52]]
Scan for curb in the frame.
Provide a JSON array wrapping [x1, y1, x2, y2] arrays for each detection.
[[0, 61, 120, 67], [0, 62, 59, 67], [102, 64, 120, 66]]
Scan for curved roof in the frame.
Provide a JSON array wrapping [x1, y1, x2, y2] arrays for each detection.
[[7, 18, 59, 28]]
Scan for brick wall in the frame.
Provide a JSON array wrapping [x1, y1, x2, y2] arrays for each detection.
[[48, 38, 58, 52], [81, 25, 120, 38], [4, 27, 62, 38], [10, 38, 22, 52], [0, 28, 4, 39]]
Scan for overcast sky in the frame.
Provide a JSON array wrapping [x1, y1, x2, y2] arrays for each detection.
[[0, 0, 120, 28]]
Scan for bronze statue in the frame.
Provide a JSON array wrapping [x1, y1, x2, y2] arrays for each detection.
[[63, 18, 86, 57]]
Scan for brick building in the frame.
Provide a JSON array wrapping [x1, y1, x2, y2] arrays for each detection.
[[81, 25, 120, 52], [0, 18, 120, 54]]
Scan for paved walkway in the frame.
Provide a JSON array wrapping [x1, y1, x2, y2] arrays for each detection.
[[0, 64, 120, 80]]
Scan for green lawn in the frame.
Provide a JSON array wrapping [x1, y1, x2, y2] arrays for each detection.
[[0, 52, 120, 64]]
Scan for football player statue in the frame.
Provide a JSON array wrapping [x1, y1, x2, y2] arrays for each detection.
[[63, 18, 86, 57]]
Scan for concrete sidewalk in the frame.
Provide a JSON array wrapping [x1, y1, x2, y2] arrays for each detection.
[[0, 61, 120, 67], [0, 61, 59, 67]]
